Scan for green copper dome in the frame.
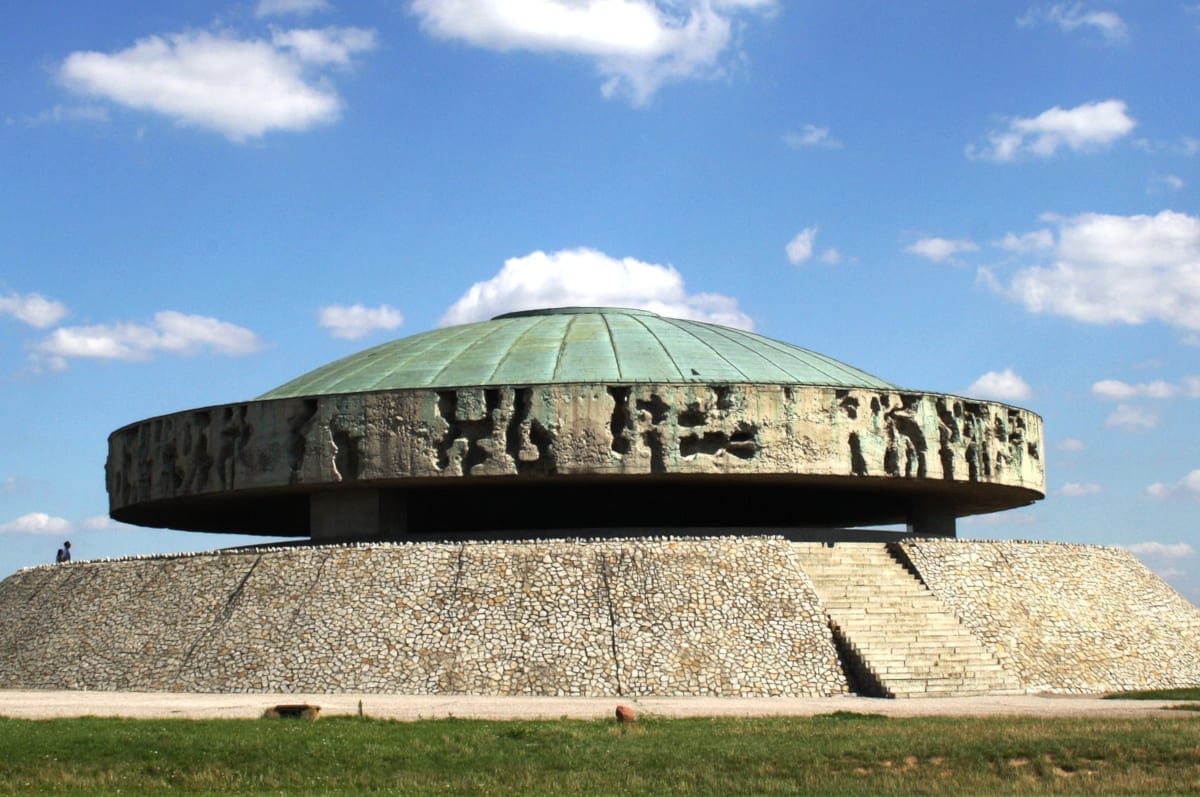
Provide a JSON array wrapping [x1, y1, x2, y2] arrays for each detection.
[[258, 307, 895, 399]]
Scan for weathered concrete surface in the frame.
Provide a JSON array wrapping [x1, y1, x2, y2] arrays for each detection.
[[107, 384, 1044, 535]]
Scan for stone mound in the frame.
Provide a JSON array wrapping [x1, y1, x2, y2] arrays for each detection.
[[2, 538, 1197, 697]]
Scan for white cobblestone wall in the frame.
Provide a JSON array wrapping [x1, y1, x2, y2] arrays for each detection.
[[7, 537, 1195, 697], [0, 537, 848, 697], [901, 539, 1200, 693]]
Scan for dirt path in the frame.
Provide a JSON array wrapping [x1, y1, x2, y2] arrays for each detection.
[[0, 690, 1186, 721]]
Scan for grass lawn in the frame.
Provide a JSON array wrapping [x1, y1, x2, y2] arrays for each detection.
[[1, 712, 1198, 795], [1105, 687, 1200, 701]]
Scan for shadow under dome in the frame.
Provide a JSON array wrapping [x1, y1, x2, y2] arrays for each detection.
[[110, 472, 1042, 538]]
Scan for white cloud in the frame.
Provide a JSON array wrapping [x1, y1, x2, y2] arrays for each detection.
[[996, 229, 1054, 253], [1057, 482, 1102, 497], [410, 0, 777, 105], [440, 247, 752, 330], [1018, 3, 1129, 43], [0, 511, 121, 537], [271, 27, 377, 66], [1145, 470, 1200, 500], [1122, 540, 1196, 582], [967, 99, 1135, 161], [22, 104, 110, 127], [906, 237, 979, 262], [786, 227, 843, 265], [257, 0, 332, 16], [59, 26, 375, 141], [1091, 379, 1141, 400], [1148, 174, 1185, 193], [1057, 438, 1086, 452], [1091, 378, 1200, 400], [784, 124, 842, 149], [786, 227, 818, 265], [1, 477, 22, 494], [318, 304, 404, 339], [0, 512, 72, 536], [1124, 541, 1196, 558], [31, 311, 264, 370], [0, 292, 69, 328], [966, 369, 1033, 401], [995, 210, 1200, 332], [1104, 403, 1157, 429], [1134, 136, 1200, 157]]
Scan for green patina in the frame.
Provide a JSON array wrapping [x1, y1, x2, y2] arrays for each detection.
[[259, 307, 896, 399]]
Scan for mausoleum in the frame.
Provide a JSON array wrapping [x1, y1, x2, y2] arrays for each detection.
[[106, 307, 1043, 540], [1, 307, 1198, 699]]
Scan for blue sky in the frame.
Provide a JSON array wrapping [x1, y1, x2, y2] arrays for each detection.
[[2, 1, 1198, 600]]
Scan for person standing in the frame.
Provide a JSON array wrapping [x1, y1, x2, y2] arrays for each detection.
[[55, 540, 71, 563]]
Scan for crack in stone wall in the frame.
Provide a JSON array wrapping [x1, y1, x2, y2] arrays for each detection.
[[178, 555, 261, 675], [0, 538, 847, 697], [4, 539, 1196, 696], [598, 554, 624, 696]]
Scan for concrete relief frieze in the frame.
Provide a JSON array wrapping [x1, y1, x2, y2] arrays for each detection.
[[108, 383, 1044, 513]]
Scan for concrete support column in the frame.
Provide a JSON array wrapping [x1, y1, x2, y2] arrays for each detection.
[[906, 500, 957, 538], [310, 489, 407, 540]]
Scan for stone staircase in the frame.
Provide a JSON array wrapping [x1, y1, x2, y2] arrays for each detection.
[[792, 542, 1022, 698]]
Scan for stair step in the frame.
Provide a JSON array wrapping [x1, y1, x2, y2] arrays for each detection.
[[794, 542, 1021, 697]]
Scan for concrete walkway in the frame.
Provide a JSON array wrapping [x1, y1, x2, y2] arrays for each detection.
[[0, 690, 1187, 721]]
